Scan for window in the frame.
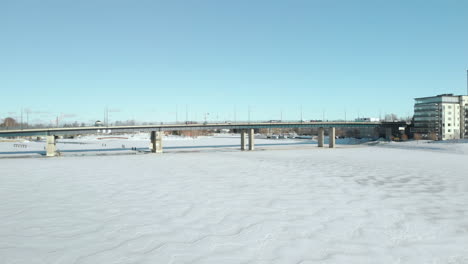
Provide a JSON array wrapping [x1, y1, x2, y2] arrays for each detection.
[[448, 129, 451, 132]]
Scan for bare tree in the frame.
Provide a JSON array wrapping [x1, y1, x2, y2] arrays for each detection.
[[413, 133, 422, 140], [428, 132, 438, 141], [1, 117, 18, 127]]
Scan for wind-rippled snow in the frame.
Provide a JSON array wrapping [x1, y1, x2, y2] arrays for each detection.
[[1, 138, 468, 263]]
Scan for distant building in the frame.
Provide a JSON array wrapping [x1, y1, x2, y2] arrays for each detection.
[[95, 120, 103, 127], [413, 94, 468, 140], [355, 117, 380, 122]]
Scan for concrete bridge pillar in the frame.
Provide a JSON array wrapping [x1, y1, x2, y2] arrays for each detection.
[[385, 128, 392, 141], [150, 131, 163, 153], [248, 128, 255, 150], [46, 135, 57, 157], [241, 130, 246, 150], [318, 127, 324, 147], [329, 127, 336, 148]]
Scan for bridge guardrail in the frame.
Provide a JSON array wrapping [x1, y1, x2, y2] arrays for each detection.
[[0, 120, 383, 131]]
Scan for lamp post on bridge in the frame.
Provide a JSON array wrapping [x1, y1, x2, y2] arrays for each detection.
[[204, 112, 209, 124], [300, 105, 303, 122], [234, 105, 237, 123]]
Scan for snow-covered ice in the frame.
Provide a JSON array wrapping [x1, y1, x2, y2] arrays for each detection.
[[1, 137, 468, 263], [0, 134, 317, 157]]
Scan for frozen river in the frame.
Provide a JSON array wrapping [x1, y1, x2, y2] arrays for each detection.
[[1, 136, 468, 263], [0, 134, 321, 157]]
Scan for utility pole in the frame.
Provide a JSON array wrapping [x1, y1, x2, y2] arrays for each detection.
[[26, 109, 29, 128], [104, 107, 109, 127], [234, 105, 237, 123], [248, 105, 251, 123], [20, 108, 23, 129], [176, 105, 178, 123], [185, 104, 188, 122], [300, 105, 303, 122]]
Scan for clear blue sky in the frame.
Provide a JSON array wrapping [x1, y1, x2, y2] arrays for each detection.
[[1, 0, 468, 124]]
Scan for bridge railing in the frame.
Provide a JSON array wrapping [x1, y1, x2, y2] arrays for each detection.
[[0, 120, 379, 131]]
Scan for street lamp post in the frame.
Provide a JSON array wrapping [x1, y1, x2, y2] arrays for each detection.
[[234, 105, 237, 123], [300, 105, 303, 122]]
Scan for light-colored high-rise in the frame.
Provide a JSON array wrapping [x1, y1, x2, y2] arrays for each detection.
[[414, 94, 468, 140]]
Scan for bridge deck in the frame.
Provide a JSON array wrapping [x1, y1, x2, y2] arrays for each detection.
[[0, 122, 381, 137]]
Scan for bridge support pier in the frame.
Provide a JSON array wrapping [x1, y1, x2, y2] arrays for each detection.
[[46, 135, 57, 157], [241, 130, 246, 150], [248, 128, 255, 150], [318, 127, 324, 147], [385, 128, 392, 141], [329, 127, 336, 148], [150, 131, 163, 153]]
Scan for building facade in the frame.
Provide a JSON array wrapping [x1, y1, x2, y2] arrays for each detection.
[[355, 117, 380, 122], [413, 94, 468, 140]]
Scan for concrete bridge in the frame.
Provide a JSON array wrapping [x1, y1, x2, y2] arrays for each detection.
[[0, 121, 389, 157]]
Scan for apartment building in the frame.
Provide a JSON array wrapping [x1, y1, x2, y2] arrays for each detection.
[[413, 94, 468, 140]]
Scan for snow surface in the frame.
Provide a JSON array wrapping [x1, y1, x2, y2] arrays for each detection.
[[1, 137, 468, 263], [0, 134, 319, 157]]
